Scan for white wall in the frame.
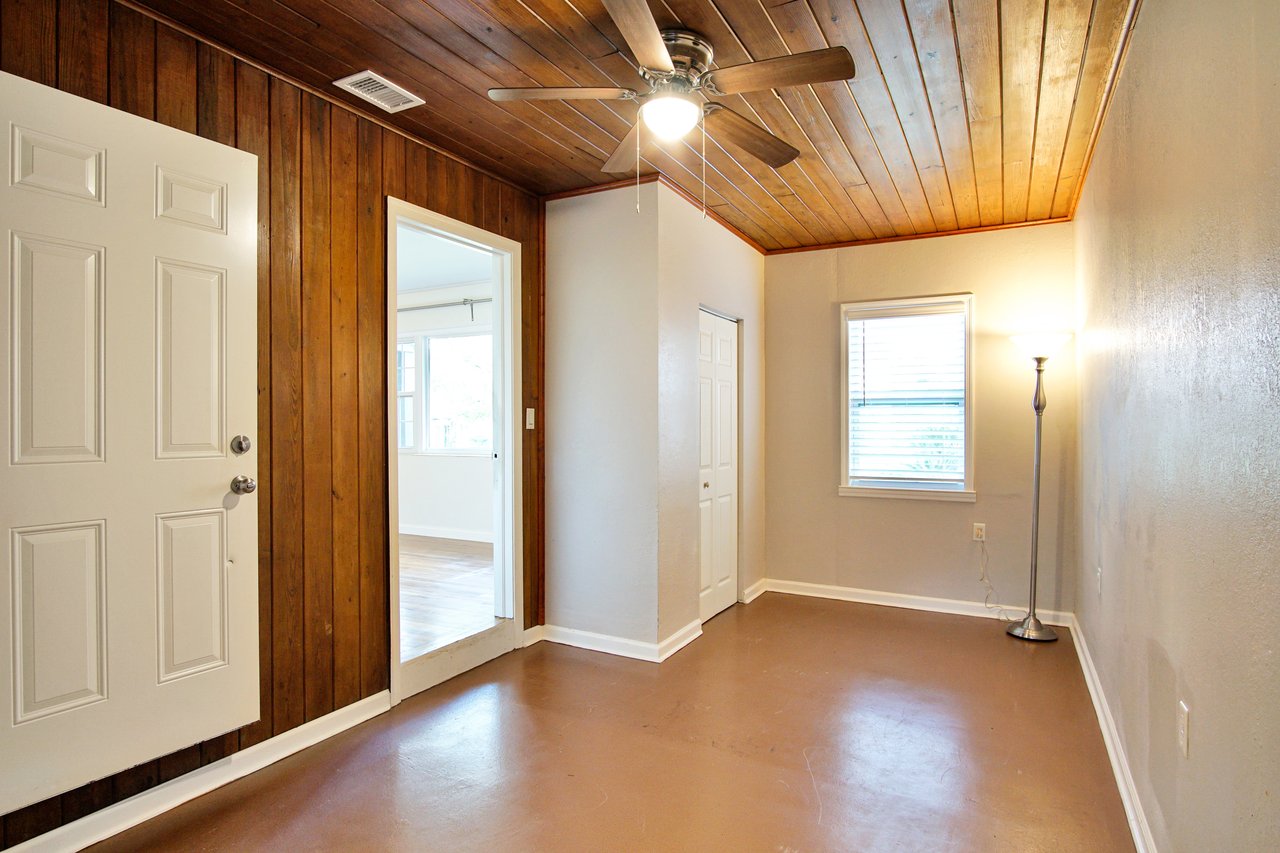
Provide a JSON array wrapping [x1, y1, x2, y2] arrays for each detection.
[[545, 183, 661, 642], [656, 185, 765, 636], [396, 282, 494, 542], [545, 182, 765, 645], [1073, 0, 1280, 848], [764, 224, 1078, 612]]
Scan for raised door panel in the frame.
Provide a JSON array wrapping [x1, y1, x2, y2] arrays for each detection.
[[156, 510, 228, 682], [11, 521, 107, 722], [10, 233, 104, 464], [155, 259, 225, 458], [155, 166, 226, 233], [10, 125, 105, 205]]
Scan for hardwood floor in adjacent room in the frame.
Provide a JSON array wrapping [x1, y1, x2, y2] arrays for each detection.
[[92, 594, 1133, 852], [399, 535, 496, 661]]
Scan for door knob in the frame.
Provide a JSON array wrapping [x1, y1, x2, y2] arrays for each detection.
[[230, 475, 257, 495], [703, 481, 710, 489]]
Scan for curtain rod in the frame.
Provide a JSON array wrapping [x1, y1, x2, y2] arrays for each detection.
[[396, 297, 493, 315]]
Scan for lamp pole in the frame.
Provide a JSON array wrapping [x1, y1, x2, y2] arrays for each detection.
[[1007, 355, 1058, 642]]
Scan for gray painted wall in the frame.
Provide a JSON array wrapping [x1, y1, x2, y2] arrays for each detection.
[[1074, 0, 1280, 848], [763, 225, 1079, 612]]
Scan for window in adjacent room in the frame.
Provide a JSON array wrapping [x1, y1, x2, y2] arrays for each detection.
[[840, 294, 974, 501], [396, 332, 493, 453]]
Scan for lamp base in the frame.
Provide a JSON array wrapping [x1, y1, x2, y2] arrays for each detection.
[[1006, 615, 1058, 642]]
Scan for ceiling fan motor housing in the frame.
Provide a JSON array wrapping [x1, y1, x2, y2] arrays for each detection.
[[653, 29, 715, 85]]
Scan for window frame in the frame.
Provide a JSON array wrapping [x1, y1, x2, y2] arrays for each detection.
[[396, 327, 494, 458], [838, 293, 975, 502]]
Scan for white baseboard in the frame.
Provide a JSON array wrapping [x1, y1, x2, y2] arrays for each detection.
[[1069, 616, 1157, 853], [762, 578, 1072, 626], [740, 577, 768, 604], [13, 691, 392, 853], [398, 524, 493, 543], [522, 625, 545, 647], [540, 625, 663, 662], [656, 619, 702, 661]]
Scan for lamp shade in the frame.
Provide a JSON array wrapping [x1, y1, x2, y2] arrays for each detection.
[[641, 95, 700, 141], [1011, 332, 1073, 360]]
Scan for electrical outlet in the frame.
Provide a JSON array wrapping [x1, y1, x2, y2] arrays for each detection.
[[1177, 700, 1190, 757], [972, 523, 986, 542]]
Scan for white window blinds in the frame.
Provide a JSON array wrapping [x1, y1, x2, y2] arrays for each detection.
[[845, 300, 969, 489]]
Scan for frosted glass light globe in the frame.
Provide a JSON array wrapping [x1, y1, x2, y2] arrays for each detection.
[[641, 95, 700, 141]]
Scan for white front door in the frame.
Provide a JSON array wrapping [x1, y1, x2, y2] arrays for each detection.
[[0, 72, 259, 813], [699, 310, 739, 621]]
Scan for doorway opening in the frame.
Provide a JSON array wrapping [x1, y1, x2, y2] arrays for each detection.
[[387, 198, 522, 703]]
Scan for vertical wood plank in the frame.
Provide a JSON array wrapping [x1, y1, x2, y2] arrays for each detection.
[[199, 732, 240, 766], [155, 25, 197, 133], [381, 133, 407, 206], [235, 60, 274, 750], [156, 745, 202, 783], [329, 108, 362, 709], [196, 41, 236, 145], [106, 1, 155, 120], [58, 780, 111, 824], [404, 139, 430, 210], [2, 800, 61, 848], [0, 0, 57, 85], [356, 118, 388, 698], [481, 177, 503, 235], [302, 92, 335, 721], [57, 0, 108, 103], [111, 762, 159, 800], [269, 76, 305, 734]]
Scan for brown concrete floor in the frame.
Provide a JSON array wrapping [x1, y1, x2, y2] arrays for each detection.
[[93, 594, 1133, 852]]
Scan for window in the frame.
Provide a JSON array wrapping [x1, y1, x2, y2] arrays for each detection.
[[396, 333, 492, 453], [396, 341, 416, 450], [840, 294, 974, 501]]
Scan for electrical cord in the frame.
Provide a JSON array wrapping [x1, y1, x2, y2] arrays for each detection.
[[977, 539, 1026, 623]]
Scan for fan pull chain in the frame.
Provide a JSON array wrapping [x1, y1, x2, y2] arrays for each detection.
[[636, 118, 641, 214], [701, 114, 707, 220]]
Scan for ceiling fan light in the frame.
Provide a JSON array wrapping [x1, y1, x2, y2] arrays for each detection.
[[641, 95, 700, 141]]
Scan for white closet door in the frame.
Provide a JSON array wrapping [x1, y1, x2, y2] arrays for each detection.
[[0, 72, 259, 813], [698, 311, 738, 621]]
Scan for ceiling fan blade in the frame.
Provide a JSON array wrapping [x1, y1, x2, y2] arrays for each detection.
[[703, 47, 855, 95], [705, 106, 799, 168], [602, 122, 647, 173], [488, 87, 636, 102], [601, 0, 674, 73]]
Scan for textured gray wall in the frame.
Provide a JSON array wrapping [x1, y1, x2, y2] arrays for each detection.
[[1074, 0, 1280, 848]]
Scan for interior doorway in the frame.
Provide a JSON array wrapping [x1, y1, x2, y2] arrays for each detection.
[[387, 198, 522, 703]]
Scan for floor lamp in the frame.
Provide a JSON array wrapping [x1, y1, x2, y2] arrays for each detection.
[[1007, 334, 1071, 642]]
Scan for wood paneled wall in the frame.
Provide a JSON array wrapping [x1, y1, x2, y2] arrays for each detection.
[[0, 0, 544, 845]]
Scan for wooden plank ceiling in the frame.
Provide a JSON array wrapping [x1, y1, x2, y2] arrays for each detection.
[[133, 0, 1137, 251]]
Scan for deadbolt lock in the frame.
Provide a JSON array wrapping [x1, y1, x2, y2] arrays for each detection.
[[230, 435, 252, 454]]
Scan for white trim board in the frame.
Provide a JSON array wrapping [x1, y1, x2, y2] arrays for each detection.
[[12, 691, 392, 853], [538, 620, 702, 664], [741, 578, 768, 604], [1069, 615, 1157, 853], [762, 578, 1071, 626], [398, 523, 494, 543]]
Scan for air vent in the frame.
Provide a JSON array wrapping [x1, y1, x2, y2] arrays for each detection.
[[333, 71, 425, 113]]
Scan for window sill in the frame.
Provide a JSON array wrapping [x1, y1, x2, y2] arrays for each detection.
[[838, 485, 976, 503], [398, 449, 493, 459]]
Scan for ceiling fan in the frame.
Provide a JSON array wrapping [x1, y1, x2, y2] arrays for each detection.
[[486, 0, 855, 174]]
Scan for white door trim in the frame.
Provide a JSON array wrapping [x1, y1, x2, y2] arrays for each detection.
[[385, 197, 523, 705]]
